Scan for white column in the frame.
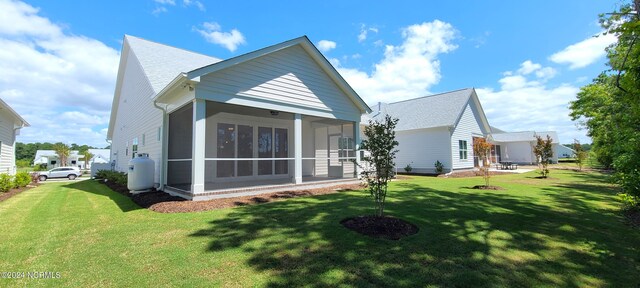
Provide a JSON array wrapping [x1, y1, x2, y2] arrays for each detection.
[[191, 99, 206, 194], [354, 121, 361, 179], [294, 113, 302, 184]]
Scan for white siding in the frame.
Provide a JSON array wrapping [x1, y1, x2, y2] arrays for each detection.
[[0, 110, 16, 174], [451, 103, 484, 170], [395, 127, 452, 173], [197, 45, 361, 121], [110, 49, 163, 184]]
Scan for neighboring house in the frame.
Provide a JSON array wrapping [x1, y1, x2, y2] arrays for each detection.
[[364, 88, 492, 174], [365, 88, 564, 173], [108, 35, 370, 200], [79, 148, 111, 169], [0, 99, 29, 174], [489, 131, 560, 164], [33, 150, 83, 169], [557, 145, 576, 159]]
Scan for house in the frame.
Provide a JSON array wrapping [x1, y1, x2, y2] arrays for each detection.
[[557, 144, 576, 159], [365, 88, 492, 174], [489, 130, 560, 164], [107, 35, 370, 200], [80, 148, 111, 169], [33, 150, 83, 169], [0, 98, 29, 174], [365, 88, 564, 173]]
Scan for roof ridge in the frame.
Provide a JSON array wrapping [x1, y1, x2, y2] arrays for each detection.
[[387, 88, 473, 105], [125, 34, 221, 61]]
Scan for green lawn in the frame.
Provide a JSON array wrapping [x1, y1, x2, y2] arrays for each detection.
[[0, 170, 638, 287]]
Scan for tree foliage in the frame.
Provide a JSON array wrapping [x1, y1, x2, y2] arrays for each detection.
[[473, 137, 492, 187], [16, 142, 102, 164], [573, 139, 588, 171], [533, 135, 554, 178], [359, 115, 399, 217], [53, 143, 71, 167], [569, 1, 640, 205]]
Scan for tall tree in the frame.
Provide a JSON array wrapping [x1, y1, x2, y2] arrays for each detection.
[[570, 1, 640, 204], [573, 139, 588, 171], [359, 115, 399, 217]]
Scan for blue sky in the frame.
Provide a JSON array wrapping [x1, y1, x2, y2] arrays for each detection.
[[0, 0, 622, 147]]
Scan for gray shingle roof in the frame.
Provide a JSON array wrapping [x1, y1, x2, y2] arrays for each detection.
[[535, 131, 560, 143], [125, 35, 221, 94], [365, 88, 474, 131]]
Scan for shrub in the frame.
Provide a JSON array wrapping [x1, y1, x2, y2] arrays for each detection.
[[434, 160, 444, 174], [0, 174, 13, 192], [16, 159, 31, 168], [404, 164, 412, 173], [33, 165, 48, 172], [619, 193, 639, 211], [14, 172, 31, 188], [97, 170, 127, 187]]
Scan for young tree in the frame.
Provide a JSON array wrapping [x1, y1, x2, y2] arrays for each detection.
[[53, 142, 70, 167], [573, 139, 588, 171], [359, 115, 399, 217], [533, 135, 554, 178], [473, 137, 492, 187]]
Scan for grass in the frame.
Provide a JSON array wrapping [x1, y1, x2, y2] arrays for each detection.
[[0, 169, 638, 287]]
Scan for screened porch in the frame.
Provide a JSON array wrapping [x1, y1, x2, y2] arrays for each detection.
[[164, 100, 359, 197]]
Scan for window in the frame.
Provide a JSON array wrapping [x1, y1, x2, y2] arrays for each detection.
[[237, 125, 253, 176], [157, 127, 161, 142], [338, 137, 355, 162], [459, 140, 468, 160], [132, 138, 138, 159], [125, 141, 129, 157], [274, 128, 288, 175], [258, 127, 273, 175], [142, 133, 146, 146]]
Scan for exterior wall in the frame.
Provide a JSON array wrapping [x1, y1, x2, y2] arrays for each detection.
[[451, 103, 485, 170], [196, 45, 361, 122], [110, 49, 163, 185], [395, 127, 452, 173], [500, 142, 535, 164], [0, 110, 16, 174]]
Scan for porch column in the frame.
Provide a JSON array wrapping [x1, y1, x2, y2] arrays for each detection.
[[354, 121, 361, 179], [294, 113, 302, 184], [191, 99, 206, 194]]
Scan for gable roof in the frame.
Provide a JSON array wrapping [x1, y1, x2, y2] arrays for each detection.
[[125, 35, 222, 94], [108, 35, 221, 139], [155, 36, 371, 114], [367, 88, 490, 132], [0, 98, 29, 128]]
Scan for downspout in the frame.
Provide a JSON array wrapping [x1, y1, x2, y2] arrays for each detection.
[[153, 100, 169, 190], [12, 124, 25, 175]]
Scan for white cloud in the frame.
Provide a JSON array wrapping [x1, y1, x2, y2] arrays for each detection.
[[549, 33, 617, 69], [0, 0, 119, 147], [154, 0, 175, 5], [195, 22, 246, 52], [152, 6, 168, 15], [338, 20, 457, 103], [183, 0, 205, 11], [477, 62, 588, 143], [317, 40, 336, 52], [358, 24, 379, 43]]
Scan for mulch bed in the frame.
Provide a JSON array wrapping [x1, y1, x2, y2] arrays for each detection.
[[0, 185, 38, 202], [149, 184, 362, 213], [471, 185, 505, 190], [624, 210, 640, 228], [340, 215, 418, 240], [97, 179, 362, 213]]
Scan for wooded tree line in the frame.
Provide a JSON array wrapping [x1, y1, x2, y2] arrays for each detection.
[[15, 142, 107, 165], [569, 1, 640, 207]]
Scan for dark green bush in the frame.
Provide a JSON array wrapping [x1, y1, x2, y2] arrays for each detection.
[[96, 170, 127, 187], [0, 174, 13, 192], [14, 172, 31, 188]]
